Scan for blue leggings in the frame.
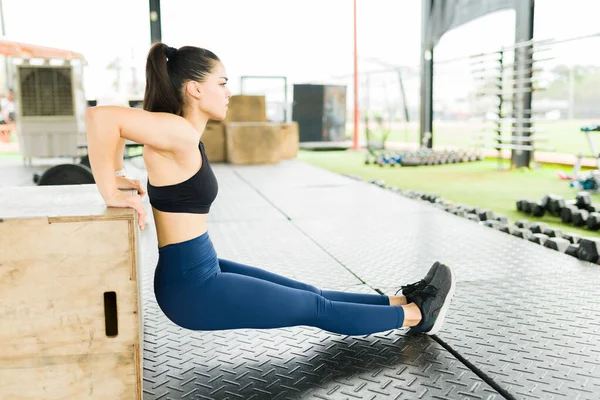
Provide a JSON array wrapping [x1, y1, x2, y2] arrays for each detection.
[[154, 232, 404, 336]]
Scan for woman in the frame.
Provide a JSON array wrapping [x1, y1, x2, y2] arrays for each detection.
[[86, 42, 455, 337]]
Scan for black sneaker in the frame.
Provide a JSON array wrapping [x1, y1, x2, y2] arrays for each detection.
[[396, 261, 441, 301], [409, 263, 455, 335]]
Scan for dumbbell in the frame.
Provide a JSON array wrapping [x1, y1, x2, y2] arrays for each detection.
[[369, 179, 386, 188], [561, 204, 579, 223], [530, 201, 546, 217], [587, 212, 600, 231], [529, 222, 550, 234], [516, 199, 544, 216], [494, 214, 509, 224], [565, 243, 580, 258], [421, 193, 438, 203], [436, 199, 454, 208], [542, 227, 563, 238], [434, 203, 448, 211], [454, 209, 468, 217], [577, 238, 600, 263], [572, 209, 590, 227], [459, 205, 477, 214], [511, 228, 533, 239], [498, 224, 519, 234], [545, 194, 566, 216], [515, 220, 531, 230], [562, 233, 581, 244], [543, 237, 571, 252], [404, 190, 421, 199], [588, 205, 600, 213], [576, 191, 592, 210], [481, 220, 504, 229], [475, 208, 495, 221], [528, 233, 550, 245], [465, 214, 480, 222], [516, 199, 532, 213]]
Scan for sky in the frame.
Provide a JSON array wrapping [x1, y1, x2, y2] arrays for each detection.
[[1, 0, 600, 104]]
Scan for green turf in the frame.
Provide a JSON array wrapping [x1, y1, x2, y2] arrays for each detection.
[[298, 149, 600, 238]]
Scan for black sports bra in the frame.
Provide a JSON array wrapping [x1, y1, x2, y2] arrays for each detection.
[[147, 142, 218, 214]]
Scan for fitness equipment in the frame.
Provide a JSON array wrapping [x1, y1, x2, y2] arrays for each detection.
[[512, 228, 533, 239], [80, 154, 91, 168], [578, 238, 600, 263], [498, 224, 518, 234], [515, 220, 531, 229], [572, 209, 589, 226], [542, 227, 563, 238], [557, 124, 600, 192], [529, 222, 549, 234], [528, 233, 549, 245], [576, 191, 592, 209], [516, 192, 600, 231], [565, 243, 580, 257], [587, 212, 600, 231], [370, 179, 599, 261], [33, 163, 95, 186], [363, 148, 483, 168], [560, 204, 579, 223], [562, 233, 581, 244], [32, 142, 143, 186], [543, 237, 571, 252]]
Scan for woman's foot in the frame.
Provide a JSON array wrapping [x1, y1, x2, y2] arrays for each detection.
[[408, 263, 455, 335], [397, 261, 442, 301]]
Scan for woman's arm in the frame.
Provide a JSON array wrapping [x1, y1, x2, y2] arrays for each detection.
[[86, 105, 196, 201], [85, 106, 196, 229]]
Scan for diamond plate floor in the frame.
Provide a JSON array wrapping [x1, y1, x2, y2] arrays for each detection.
[[10, 156, 596, 399], [437, 272, 600, 400], [5, 153, 598, 399], [134, 160, 503, 399]]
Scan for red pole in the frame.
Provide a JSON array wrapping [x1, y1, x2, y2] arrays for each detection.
[[352, 0, 359, 150]]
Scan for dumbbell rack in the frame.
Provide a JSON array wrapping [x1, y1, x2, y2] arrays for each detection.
[[469, 40, 555, 170], [363, 148, 484, 167]]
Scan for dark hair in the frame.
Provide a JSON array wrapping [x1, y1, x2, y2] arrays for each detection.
[[143, 42, 220, 115]]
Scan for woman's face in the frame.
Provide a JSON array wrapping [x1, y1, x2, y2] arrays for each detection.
[[197, 61, 231, 121]]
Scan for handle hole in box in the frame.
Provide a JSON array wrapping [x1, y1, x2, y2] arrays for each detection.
[[103, 291, 118, 337]]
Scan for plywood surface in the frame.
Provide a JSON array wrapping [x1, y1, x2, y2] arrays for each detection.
[[226, 122, 281, 165], [0, 349, 139, 400], [0, 184, 136, 220], [0, 218, 140, 358]]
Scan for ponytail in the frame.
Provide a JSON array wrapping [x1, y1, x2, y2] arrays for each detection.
[[142, 41, 221, 116], [143, 42, 181, 115]]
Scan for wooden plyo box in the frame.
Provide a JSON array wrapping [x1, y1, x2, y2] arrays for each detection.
[[0, 184, 143, 400], [225, 122, 281, 165], [224, 95, 267, 123], [203, 121, 226, 162], [280, 122, 299, 159]]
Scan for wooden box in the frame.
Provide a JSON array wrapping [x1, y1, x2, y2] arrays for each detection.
[[225, 122, 281, 165], [0, 184, 143, 400], [224, 95, 267, 123], [203, 121, 226, 162], [280, 122, 299, 159]]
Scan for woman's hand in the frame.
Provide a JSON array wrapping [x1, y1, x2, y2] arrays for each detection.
[[105, 190, 147, 230], [116, 176, 146, 196]]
